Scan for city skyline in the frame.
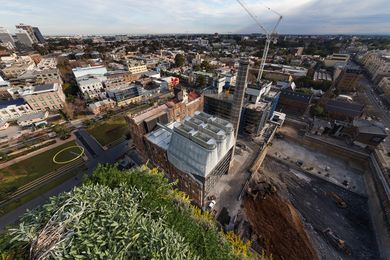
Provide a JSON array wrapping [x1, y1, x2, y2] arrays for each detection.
[[0, 0, 389, 35]]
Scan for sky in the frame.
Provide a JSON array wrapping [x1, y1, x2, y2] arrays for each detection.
[[0, 0, 389, 35]]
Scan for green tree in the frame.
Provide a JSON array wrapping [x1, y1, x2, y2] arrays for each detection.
[[197, 74, 206, 87], [311, 105, 326, 117], [175, 54, 185, 67], [0, 165, 253, 259]]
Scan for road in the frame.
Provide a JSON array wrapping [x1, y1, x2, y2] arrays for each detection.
[[357, 66, 390, 162], [211, 137, 261, 228], [0, 129, 131, 230]]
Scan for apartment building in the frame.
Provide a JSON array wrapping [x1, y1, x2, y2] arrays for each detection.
[[22, 83, 66, 111]]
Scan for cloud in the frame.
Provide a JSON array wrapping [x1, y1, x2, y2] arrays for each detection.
[[0, 0, 388, 35]]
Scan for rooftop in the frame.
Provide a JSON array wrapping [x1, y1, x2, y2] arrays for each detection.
[[129, 104, 168, 124], [353, 119, 387, 136], [17, 111, 47, 122], [0, 98, 25, 109], [22, 83, 60, 96], [164, 111, 235, 178]]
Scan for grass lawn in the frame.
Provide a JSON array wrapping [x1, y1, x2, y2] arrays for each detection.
[[0, 166, 87, 217], [87, 115, 129, 147], [54, 146, 84, 163], [0, 140, 77, 200]]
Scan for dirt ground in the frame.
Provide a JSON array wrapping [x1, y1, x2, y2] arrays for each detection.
[[244, 191, 318, 260], [256, 157, 379, 260]]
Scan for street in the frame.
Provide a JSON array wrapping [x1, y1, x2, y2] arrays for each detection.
[[356, 66, 390, 164]]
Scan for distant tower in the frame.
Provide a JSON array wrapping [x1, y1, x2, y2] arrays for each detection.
[[0, 27, 15, 47], [16, 23, 45, 44], [230, 59, 249, 138], [15, 29, 34, 48]]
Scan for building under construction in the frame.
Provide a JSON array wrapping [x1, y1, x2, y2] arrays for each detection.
[[204, 59, 277, 137], [144, 111, 235, 207]]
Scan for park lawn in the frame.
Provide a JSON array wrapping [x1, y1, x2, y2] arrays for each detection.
[[0, 140, 77, 199], [87, 115, 129, 147], [0, 165, 87, 217]]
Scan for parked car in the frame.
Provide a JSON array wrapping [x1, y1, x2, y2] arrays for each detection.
[[207, 200, 216, 210]]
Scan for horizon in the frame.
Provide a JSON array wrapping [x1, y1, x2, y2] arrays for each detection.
[[0, 0, 389, 35]]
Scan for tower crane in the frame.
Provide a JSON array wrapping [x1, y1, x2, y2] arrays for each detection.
[[236, 0, 282, 84]]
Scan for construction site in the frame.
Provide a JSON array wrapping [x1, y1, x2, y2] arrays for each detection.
[[122, 1, 389, 258]]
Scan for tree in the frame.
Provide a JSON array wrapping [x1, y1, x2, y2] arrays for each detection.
[[174, 54, 185, 67], [311, 105, 326, 117], [197, 74, 206, 87], [0, 165, 253, 259]]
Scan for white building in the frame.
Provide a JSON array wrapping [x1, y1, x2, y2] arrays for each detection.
[[77, 75, 106, 99], [72, 65, 107, 79], [0, 98, 33, 121]]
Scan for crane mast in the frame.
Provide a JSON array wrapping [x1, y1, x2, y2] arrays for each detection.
[[236, 0, 282, 84]]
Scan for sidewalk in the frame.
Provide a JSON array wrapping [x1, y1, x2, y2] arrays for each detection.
[[0, 134, 76, 170]]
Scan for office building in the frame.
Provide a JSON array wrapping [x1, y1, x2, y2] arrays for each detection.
[[72, 65, 108, 79], [277, 90, 312, 115], [88, 99, 116, 115], [16, 23, 44, 44], [335, 64, 363, 93], [325, 99, 364, 122], [104, 70, 142, 90], [360, 50, 390, 83], [127, 89, 204, 159], [15, 29, 34, 49], [144, 111, 235, 207], [128, 63, 148, 74], [0, 27, 15, 48], [378, 77, 390, 94], [10, 68, 62, 88], [324, 53, 350, 67], [0, 98, 33, 121], [77, 75, 106, 100], [22, 83, 66, 111], [1, 56, 36, 79], [32, 27, 45, 43], [107, 84, 143, 106], [17, 111, 48, 127]]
